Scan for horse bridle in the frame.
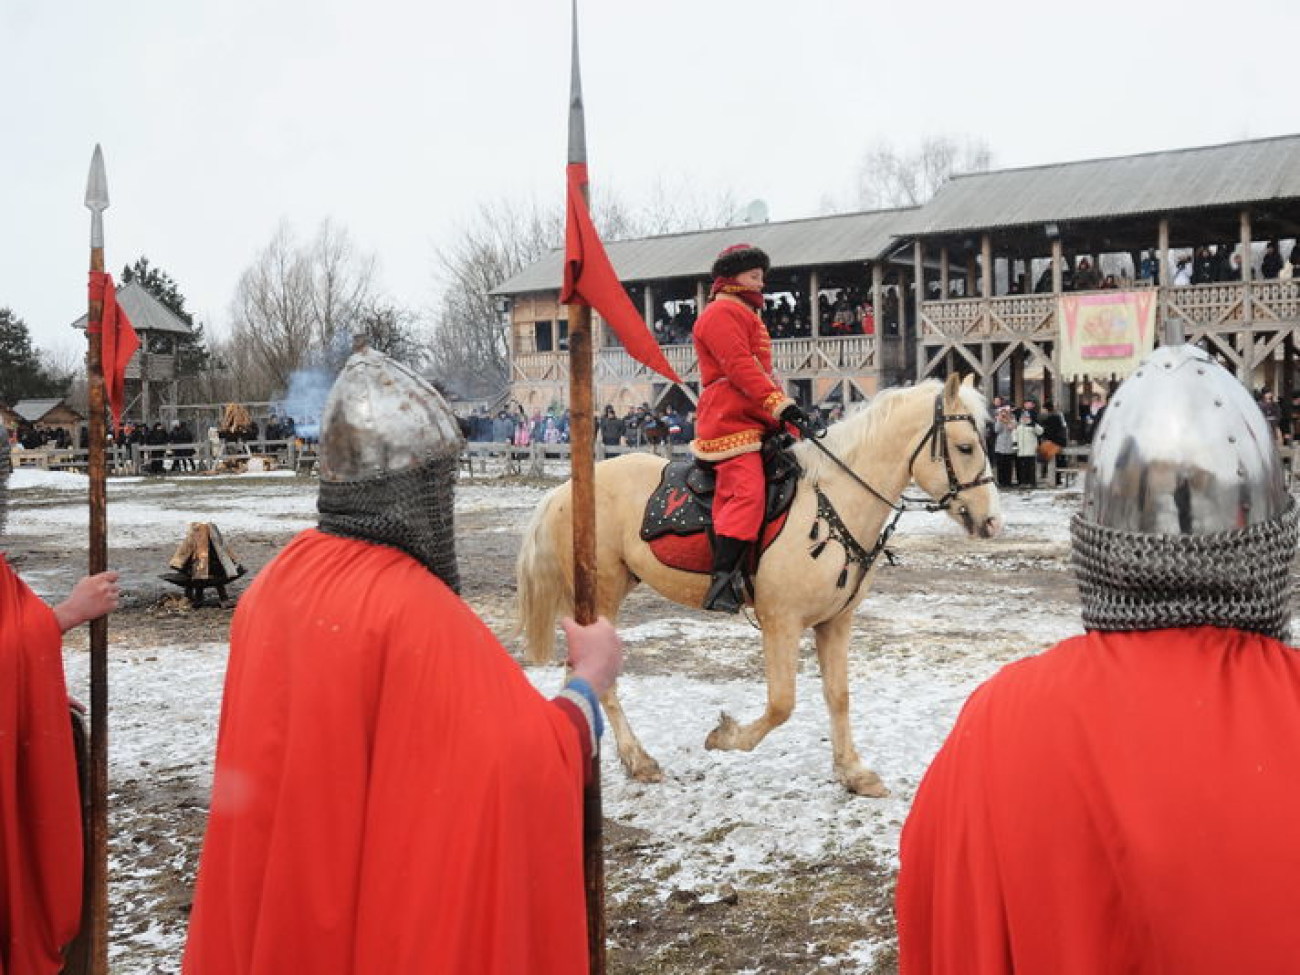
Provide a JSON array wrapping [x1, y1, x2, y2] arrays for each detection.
[[900, 394, 996, 513], [805, 393, 993, 515]]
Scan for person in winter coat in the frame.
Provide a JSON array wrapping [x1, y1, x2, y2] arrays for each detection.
[[1012, 411, 1043, 488], [599, 405, 625, 447], [992, 407, 1017, 488]]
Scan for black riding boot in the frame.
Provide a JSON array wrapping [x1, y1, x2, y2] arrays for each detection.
[[702, 535, 751, 614]]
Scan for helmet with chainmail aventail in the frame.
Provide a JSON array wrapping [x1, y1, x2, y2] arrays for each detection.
[[1072, 343, 1298, 641], [0, 421, 10, 540], [316, 339, 465, 591]]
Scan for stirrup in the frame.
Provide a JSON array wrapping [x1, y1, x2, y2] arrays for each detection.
[[702, 569, 746, 614]]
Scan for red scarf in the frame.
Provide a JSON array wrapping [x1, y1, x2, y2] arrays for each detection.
[[710, 278, 766, 311]]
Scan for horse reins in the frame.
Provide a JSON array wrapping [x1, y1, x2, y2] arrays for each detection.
[[804, 393, 993, 515]]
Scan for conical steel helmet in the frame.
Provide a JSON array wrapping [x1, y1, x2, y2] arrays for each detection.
[[319, 341, 463, 482], [1082, 344, 1288, 534]]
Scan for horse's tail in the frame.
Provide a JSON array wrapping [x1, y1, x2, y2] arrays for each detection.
[[515, 485, 573, 664]]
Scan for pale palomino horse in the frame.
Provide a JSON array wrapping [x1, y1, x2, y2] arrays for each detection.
[[516, 374, 1002, 796]]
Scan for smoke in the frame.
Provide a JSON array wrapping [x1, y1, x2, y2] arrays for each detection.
[[276, 368, 335, 442]]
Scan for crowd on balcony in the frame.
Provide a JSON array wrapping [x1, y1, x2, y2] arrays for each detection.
[[1020, 241, 1300, 296], [649, 286, 904, 348]]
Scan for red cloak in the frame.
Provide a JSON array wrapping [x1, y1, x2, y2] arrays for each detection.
[[897, 626, 1300, 974], [183, 530, 592, 975], [0, 556, 82, 975]]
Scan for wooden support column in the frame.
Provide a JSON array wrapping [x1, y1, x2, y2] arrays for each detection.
[[966, 255, 977, 297], [872, 262, 884, 353], [1158, 218, 1173, 343], [939, 247, 950, 299], [695, 280, 707, 316], [642, 285, 656, 335], [913, 241, 925, 381], [810, 270, 821, 337], [981, 234, 993, 299], [1242, 208, 1253, 371]]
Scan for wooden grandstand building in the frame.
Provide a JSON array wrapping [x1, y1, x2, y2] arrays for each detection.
[[495, 134, 1300, 421], [493, 208, 922, 414]]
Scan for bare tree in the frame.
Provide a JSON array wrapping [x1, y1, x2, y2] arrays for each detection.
[[225, 220, 386, 399], [635, 176, 743, 236], [857, 135, 993, 209], [428, 184, 742, 400], [428, 198, 562, 399]]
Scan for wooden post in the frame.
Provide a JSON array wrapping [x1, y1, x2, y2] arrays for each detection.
[[1241, 209, 1254, 338], [85, 223, 110, 975], [809, 270, 821, 337], [913, 241, 925, 381], [1051, 239, 1063, 294], [643, 285, 656, 336], [939, 246, 949, 299], [1158, 218, 1172, 343], [980, 234, 993, 300]]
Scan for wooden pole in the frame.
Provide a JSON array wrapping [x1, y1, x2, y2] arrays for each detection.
[[568, 296, 603, 972], [85, 226, 111, 975], [566, 10, 604, 967]]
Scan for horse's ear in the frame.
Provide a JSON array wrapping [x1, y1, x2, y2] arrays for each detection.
[[961, 374, 975, 388], [943, 372, 963, 403]]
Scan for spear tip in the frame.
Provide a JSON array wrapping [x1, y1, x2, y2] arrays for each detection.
[[85, 144, 109, 211]]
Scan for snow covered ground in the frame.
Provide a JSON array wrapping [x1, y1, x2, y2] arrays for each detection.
[[9, 467, 1085, 973]]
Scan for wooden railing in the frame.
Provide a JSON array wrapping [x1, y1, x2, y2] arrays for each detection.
[[8, 439, 313, 476], [923, 281, 1300, 342], [513, 334, 882, 384]]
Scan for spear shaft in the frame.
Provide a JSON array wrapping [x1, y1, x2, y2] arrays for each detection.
[[566, 5, 606, 971], [80, 143, 111, 975]]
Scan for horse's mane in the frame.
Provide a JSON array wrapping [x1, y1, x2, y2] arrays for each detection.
[[794, 380, 989, 484]]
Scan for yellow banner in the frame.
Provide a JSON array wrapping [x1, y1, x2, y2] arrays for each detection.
[[1057, 291, 1158, 380]]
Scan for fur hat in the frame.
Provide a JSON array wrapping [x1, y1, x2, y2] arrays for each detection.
[[711, 243, 770, 280]]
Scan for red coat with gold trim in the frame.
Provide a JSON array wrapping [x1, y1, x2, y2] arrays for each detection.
[[691, 298, 794, 461]]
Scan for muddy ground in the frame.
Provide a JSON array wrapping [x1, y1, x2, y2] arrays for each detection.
[[17, 471, 1091, 974]]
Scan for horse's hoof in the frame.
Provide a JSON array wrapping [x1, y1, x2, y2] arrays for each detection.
[[629, 760, 664, 783], [704, 712, 739, 751], [841, 768, 890, 798]]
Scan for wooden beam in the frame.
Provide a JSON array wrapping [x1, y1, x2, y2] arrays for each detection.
[[810, 269, 821, 337], [913, 241, 925, 382], [981, 234, 993, 299]]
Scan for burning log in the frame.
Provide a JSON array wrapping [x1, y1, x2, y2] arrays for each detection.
[[161, 522, 246, 607]]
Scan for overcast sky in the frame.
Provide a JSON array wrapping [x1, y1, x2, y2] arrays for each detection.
[[5, 0, 1299, 363]]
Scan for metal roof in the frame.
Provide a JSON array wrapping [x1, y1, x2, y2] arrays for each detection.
[[12, 398, 78, 423], [914, 134, 1300, 236], [70, 279, 194, 335], [493, 207, 921, 296]]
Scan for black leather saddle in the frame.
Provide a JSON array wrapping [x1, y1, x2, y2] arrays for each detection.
[[641, 434, 802, 542]]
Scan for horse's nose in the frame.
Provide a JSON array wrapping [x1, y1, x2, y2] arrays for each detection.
[[982, 514, 1004, 539]]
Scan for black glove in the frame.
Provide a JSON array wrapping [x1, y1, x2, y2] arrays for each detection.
[[780, 403, 823, 438]]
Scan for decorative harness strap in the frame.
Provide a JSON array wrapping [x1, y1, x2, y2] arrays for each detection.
[[809, 486, 902, 591], [802, 392, 994, 615]]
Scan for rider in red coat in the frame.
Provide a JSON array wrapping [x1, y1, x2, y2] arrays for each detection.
[[691, 244, 818, 612]]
